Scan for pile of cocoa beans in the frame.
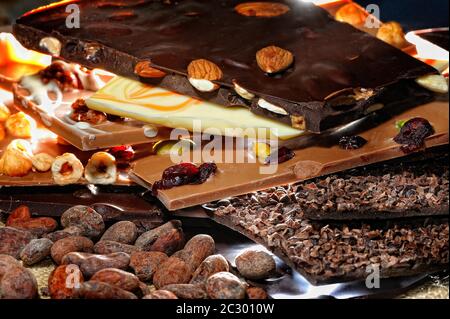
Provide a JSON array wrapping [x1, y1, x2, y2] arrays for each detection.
[[0, 205, 271, 299]]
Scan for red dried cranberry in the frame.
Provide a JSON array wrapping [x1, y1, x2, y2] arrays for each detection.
[[152, 162, 217, 195], [394, 118, 434, 153], [108, 145, 135, 167], [339, 135, 367, 150], [39, 62, 81, 90], [264, 147, 295, 165]]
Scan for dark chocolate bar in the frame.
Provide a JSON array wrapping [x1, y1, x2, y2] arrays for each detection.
[[212, 206, 449, 285], [207, 147, 449, 220], [13, 0, 437, 133]]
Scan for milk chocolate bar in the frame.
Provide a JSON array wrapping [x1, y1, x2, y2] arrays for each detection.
[[207, 148, 449, 220], [212, 205, 449, 284], [131, 100, 449, 211], [13, 0, 438, 132]]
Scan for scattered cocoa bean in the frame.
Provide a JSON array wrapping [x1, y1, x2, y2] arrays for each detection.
[[246, 287, 268, 299], [91, 268, 140, 292], [143, 290, 178, 299], [61, 206, 105, 238], [61, 252, 94, 266], [129, 251, 168, 282], [44, 226, 84, 242], [0, 265, 38, 299], [6, 206, 58, 236], [137, 281, 152, 297], [0, 254, 21, 278], [76, 281, 137, 299], [206, 272, 246, 299], [94, 240, 141, 255], [135, 220, 182, 251], [177, 234, 215, 272], [51, 236, 94, 264], [235, 250, 276, 280], [100, 221, 138, 244], [20, 238, 53, 266], [0, 227, 36, 258], [79, 252, 130, 278], [48, 264, 84, 299], [162, 284, 207, 299], [134, 220, 164, 236], [153, 257, 192, 289], [150, 228, 185, 256], [190, 254, 230, 286]]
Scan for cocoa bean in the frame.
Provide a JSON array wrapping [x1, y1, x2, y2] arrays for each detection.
[[137, 281, 152, 297], [135, 220, 182, 251], [48, 264, 84, 299], [61, 206, 105, 238], [246, 287, 268, 299], [0, 227, 36, 258], [153, 257, 192, 289], [206, 272, 246, 299], [79, 252, 130, 278], [150, 228, 185, 256], [0, 254, 21, 278], [91, 268, 139, 292], [235, 250, 276, 280], [129, 251, 168, 282], [94, 240, 141, 255], [44, 226, 84, 242], [76, 281, 137, 299], [20, 238, 53, 266], [100, 221, 138, 244], [178, 234, 215, 271], [61, 252, 94, 266], [7, 206, 57, 236], [51, 236, 94, 265], [143, 290, 178, 299], [0, 265, 38, 299], [162, 284, 207, 299], [190, 254, 229, 286]]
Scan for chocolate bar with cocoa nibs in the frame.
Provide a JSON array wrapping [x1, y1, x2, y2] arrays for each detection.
[[212, 206, 449, 285], [13, 0, 439, 133], [207, 147, 449, 220]]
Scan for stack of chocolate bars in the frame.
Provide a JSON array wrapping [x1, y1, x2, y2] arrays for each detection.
[[0, 0, 448, 289]]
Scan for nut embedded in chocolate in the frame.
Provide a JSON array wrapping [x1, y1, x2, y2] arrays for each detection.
[[235, 2, 290, 17], [187, 59, 223, 92], [70, 98, 107, 125], [134, 61, 167, 78], [256, 45, 294, 74]]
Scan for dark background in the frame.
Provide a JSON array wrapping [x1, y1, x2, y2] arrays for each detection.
[[0, 0, 449, 30]]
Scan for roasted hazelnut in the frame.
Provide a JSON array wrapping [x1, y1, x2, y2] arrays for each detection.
[[5, 112, 35, 138], [377, 21, 407, 48], [0, 141, 33, 177], [32, 153, 55, 172], [0, 102, 11, 122], [0, 123, 5, 142], [51, 153, 84, 185]]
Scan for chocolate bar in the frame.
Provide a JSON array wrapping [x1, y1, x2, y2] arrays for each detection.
[[212, 204, 449, 284], [207, 148, 449, 220], [13, 0, 438, 133], [131, 100, 449, 211]]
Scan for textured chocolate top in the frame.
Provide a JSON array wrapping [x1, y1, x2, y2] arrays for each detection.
[[15, 0, 436, 104]]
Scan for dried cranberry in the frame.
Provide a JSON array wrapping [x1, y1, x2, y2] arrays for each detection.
[[108, 145, 135, 167], [39, 62, 81, 90], [394, 118, 434, 153], [152, 162, 217, 195], [264, 147, 295, 165], [339, 135, 367, 150]]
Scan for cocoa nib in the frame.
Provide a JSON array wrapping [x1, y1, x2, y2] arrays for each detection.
[[152, 162, 217, 196], [339, 135, 367, 150], [265, 147, 295, 165], [394, 118, 434, 153], [70, 98, 107, 125]]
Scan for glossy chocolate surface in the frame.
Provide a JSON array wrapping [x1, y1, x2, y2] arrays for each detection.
[[14, 0, 437, 132]]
